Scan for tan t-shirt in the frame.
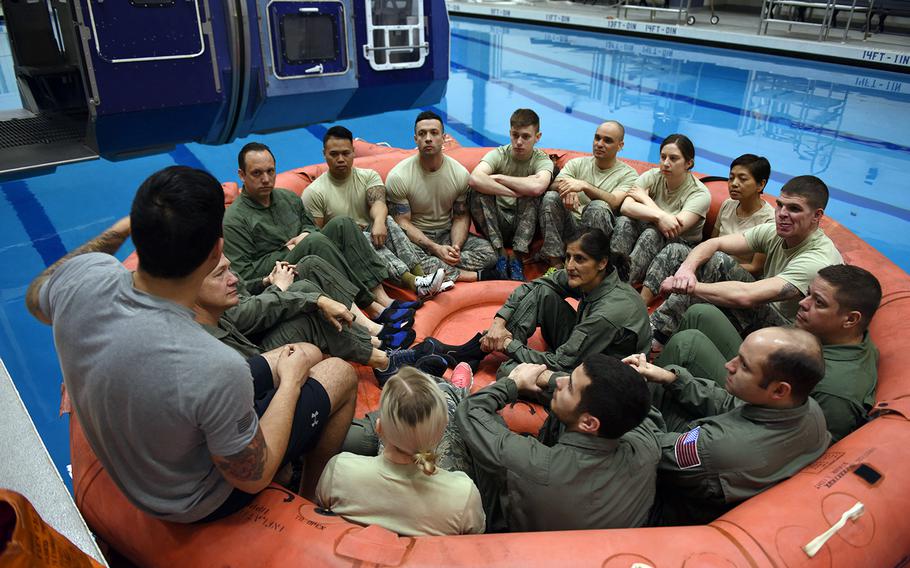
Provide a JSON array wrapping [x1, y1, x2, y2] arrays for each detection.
[[555, 156, 638, 220], [635, 168, 712, 243], [744, 224, 844, 322], [715, 198, 775, 263], [386, 154, 470, 231], [302, 167, 383, 228], [480, 145, 554, 212], [316, 452, 486, 536]]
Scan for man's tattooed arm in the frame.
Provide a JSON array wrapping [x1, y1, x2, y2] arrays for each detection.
[[26, 216, 131, 324]]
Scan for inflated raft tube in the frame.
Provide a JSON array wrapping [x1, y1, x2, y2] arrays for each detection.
[[99, 144, 910, 567]]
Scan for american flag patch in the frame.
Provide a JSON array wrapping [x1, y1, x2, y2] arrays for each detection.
[[236, 411, 254, 434], [674, 426, 702, 469]]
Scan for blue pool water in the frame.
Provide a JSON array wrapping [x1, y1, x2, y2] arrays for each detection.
[[1, 15, 909, 486]]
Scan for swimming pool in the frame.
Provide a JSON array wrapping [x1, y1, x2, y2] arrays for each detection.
[[1, 15, 908, 486]]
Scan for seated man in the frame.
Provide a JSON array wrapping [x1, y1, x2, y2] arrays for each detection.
[[539, 120, 638, 268], [230, 256, 415, 351], [469, 108, 554, 281], [26, 166, 357, 522], [455, 356, 660, 533], [651, 175, 843, 344], [657, 264, 881, 443], [386, 111, 500, 283], [625, 327, 830, 525], [223, 142, 414, 320], [302, 126, 447, 298], [194, 255, 452, 386]]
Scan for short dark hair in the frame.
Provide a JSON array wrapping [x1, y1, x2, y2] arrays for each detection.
[[576, 354, 650, 439], [817, 264, 882, 332], [415, 111, 444, 133], [760, 328, 825, 402], [568, 227, 629, 282], [781, 175, 829, 210], [730, 154, 771, 189], [131, 166, 224, 279], [510, 108, 540, 131], [660, 134, 695, 171], [323, 125, 353, 146], [237, 142, 274, 171]]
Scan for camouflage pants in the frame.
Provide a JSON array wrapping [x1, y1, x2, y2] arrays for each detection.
[[641, 243, 692, 293], [610, 216, 690, 285], [340, 380, 471, 473], [649, 251, 788, 338], [539, 192, 615, 260], [469, 191, 540, 254], [421, 228, 499, 281], [365, 215, 444, 281]]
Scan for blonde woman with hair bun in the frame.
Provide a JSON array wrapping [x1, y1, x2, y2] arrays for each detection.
[[316, 367, 485, 535]]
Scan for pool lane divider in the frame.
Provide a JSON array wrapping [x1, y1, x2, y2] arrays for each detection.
[[0, 180, 68, 267]]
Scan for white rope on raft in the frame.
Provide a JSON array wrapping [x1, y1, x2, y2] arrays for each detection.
[[802, 501, 865, 558]]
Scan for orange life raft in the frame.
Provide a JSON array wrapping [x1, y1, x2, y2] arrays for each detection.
[[84, 142, 910, 566]]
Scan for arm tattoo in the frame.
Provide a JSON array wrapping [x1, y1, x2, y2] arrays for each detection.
[[213, 427, 267, 483], [26, 224, 130, 322], [366, 185, 386, 206], [769, 282, 802, 303], [390, 201, 411, 216], [452, 200, 467, 217]]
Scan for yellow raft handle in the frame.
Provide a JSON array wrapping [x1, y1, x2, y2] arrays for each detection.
[[802, 501, 865, 558]]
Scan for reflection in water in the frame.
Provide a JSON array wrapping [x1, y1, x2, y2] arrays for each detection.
[[741, 74, 847, 174], [450, 17, 910, 216]]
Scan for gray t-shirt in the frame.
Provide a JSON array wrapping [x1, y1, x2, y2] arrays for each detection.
[[40, 254, 257, 522]]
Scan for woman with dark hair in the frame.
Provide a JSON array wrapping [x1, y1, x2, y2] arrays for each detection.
[[639, 153, 776, 307], [610, 134, 711, 285], [481, 228, 651, 375]]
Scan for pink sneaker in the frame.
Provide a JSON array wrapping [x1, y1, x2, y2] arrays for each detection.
[[448, 362, 474, 390]]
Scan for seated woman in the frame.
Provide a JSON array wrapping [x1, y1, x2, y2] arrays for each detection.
[[316, 367, 485, 536], [481, 228, 650, 375], [639, 154, 776, 306], [610, 134, 711, 285]]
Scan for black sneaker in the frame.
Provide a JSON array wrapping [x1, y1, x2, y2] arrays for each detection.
[[388, 299, 423, 311], [376, 307, 415, 324], [378, 328, 416, 351], [374, 347, 419, 387], [414, 354, 456, 378], [415, 333, 486, 363]]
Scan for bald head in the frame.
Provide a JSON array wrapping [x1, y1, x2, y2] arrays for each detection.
[[592, 121, 625, 165], [600, 120, 625, 140], [755, 327, 824, 402]]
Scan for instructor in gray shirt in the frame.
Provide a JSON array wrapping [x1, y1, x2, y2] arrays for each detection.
[[26, 166, 357, 523]]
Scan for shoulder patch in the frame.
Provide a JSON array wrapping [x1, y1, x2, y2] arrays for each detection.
[[674, 426, 702, 469], [236, 410, 254, 435]]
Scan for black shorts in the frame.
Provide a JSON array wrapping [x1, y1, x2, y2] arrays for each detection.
[[197, 355, 331, 524], [247, 354, 331, 461]]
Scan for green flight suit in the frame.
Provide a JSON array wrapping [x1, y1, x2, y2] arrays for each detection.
[[658, 303, 879, 443], [454, 376, 661, 533], [653, 366, 830, 525], [222, 188, 388, 308], [202, 257, 373, 364], [495, 268, 650, 375]]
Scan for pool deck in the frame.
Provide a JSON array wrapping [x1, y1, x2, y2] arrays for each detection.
[[447, 0, 910, 70], [0, 360, 107, 565]]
